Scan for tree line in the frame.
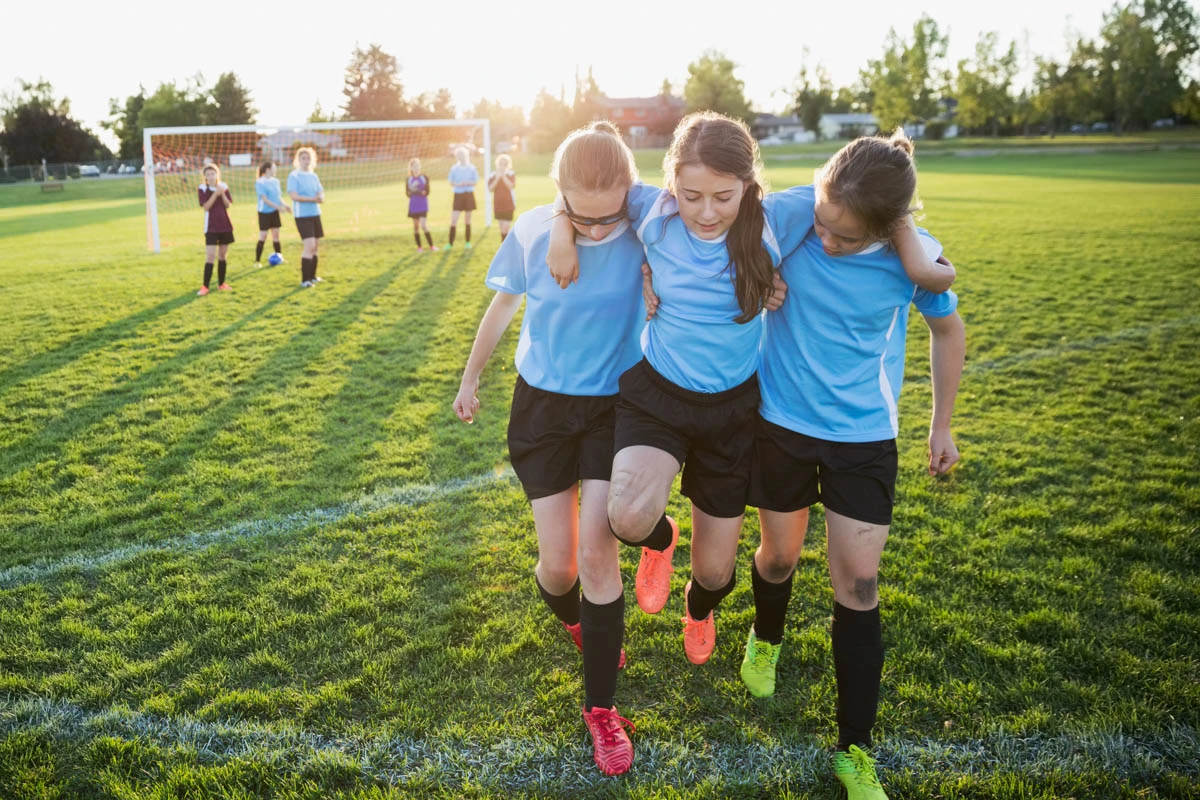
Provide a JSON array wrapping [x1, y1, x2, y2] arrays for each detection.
[[2, 0, 1197, 167]]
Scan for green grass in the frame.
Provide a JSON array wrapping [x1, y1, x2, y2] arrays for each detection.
[[1, 150, 1198, 799]]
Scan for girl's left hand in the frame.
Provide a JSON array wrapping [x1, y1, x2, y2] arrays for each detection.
[[764, 270, 787, 311], [642, 263, 659, 319], [928, 427, 960, 475]]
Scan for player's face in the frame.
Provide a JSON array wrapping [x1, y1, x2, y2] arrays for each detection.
[[410, 160, 421, 175], [298, 151, 312, 170], [813, 191, 872, 257], [203, 169, 218, 184], [674, 164, 746, 240], [563, 186, 627, 242]]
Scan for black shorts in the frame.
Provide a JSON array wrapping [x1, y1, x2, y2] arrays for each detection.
[[295, 216, 324, 240], [749, 417, 898, 525], [452, 193, 477, 212], [495, 210, 514, 222], [204, 231, 234, 245], [614, 358, 760, 519], [408, 211, 427, 220], [258, 211, 282, 231], [507, 376, 617, 500]]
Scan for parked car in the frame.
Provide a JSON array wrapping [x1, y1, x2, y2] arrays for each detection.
[[1069, 123, 1085, 133], [1091, 121, 1111, 132], [117, 164, 138, 174], [1152, 118, 1176, 129], [79, 165, 100, 177]]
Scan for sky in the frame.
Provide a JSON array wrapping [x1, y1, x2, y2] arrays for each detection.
[[3, 0, 1185, 149]]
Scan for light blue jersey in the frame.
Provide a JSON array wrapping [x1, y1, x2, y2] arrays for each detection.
[[287, 171, 323, 218], [448, 163, 479, 194], [256, 176, 283, 214], [626, 182, 816, 393], [759, 228, 958, 443], [487, 205, 647, 396]]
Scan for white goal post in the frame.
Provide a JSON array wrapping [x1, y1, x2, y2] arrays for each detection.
[[143, 119, 492, 252]]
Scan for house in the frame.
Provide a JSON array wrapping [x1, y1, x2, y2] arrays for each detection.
[[598, 94, 687, 147], [753, 113, 809, 141], [818, 113, 880, 140]]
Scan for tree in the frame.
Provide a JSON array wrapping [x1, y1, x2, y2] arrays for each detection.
[[572, 66, 606, 127], [137, 79, 209, 130], [208, 72, 256, 125], [683, 50, 753, 123], [409, 88, 456, 119], [104, 88, 145, 159], [528, 87, 574, 152], [792, 56, 834, 137], [469, 98, 526, 142], [660, 78, 673, 97], [954, 33, 1018, 135], [862, 15, 950, 130], [308, 101, 337, 123], [1174, 79, 1200, 122], [0, 80, 112, 165], [342, 43, 407, 120]]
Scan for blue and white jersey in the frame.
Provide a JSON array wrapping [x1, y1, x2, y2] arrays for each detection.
[[759, 227, 958, 443], [626, 182, 815, 393], [255, 176, 283, 214], [486, 204, 646, 396], [287, 171, 323, 218], [448, 163, 479, 194]]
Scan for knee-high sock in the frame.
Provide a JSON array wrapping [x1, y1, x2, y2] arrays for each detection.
[[610, 514, 673, 551], [581, 593, 624, 711], [832, 602, 884, 750], [424, 231, 434, 247], [751, 557, 793, 645], [273, 240, 282, 254], [465, 223, 471, 242], [312, 255, 318, 277], [537, 574, 580, 626], [255, 240, 265, 262], [202, 262, 213, 288], [301, 257, 313, 282], [414, 232, 422, 248], [449, 226, 457, 245], [686, 571, 735, 620], [217, 260, 227, 284]]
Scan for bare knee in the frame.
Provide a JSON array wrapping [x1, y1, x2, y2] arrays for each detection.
[[834, 573, 879, 608], [755, 549, 797, 583], [536, 560, 577, 593]]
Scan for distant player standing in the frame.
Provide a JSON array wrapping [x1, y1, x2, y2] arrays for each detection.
[[254, 161, 291, 267], [487, 153, 517, 242], [287, 146, 325, 287], [406, 158, 438, 253], [197, 164, 234, 296], [446, 146, 478, 250]]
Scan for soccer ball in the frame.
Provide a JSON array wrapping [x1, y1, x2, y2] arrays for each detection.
[[267, 252, 284, 266]]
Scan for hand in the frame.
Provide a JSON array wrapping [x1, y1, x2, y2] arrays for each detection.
[[284, 204, 293, 214], [642, 263, 659, 319], [764, 270, 788, 311], [928, 427, 960, 476], [547, 215, 580, 289], [218, 182, 228, 191], [453, 379, 480, 423]]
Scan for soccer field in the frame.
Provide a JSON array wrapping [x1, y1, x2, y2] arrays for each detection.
[[1, 150, 1198, 799]]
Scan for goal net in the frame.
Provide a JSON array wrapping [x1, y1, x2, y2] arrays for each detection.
[[142, 119, 491, 252]]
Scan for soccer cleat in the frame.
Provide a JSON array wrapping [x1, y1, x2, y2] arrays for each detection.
[[217, 283, 233, 291], [635, 516, 679, 614], [444, 243, 453, 250], [581, 705, 635, 776], [833, 745, 889, 800], [740, 627, 782, 697], [681, 581, 716, 665], [300, 280, 313, 288], [562, 621, 626, 670], [312, 276, 324, 283], [465, 241, 473, 250], [429, 245, 439, 251], [254, 261, 262, 268], [196, 286, 209, 296]]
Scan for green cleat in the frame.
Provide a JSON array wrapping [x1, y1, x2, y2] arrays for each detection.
[[833, 745, 889, 800], [739, 627, 782, 698]]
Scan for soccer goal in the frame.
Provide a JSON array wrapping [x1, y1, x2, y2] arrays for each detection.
[[142, 119, 491, 252]]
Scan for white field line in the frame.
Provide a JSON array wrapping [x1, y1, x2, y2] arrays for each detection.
[[0, 696, 1195, 788], [0, 469, 514, 589], [3, 314, 1196, 591]]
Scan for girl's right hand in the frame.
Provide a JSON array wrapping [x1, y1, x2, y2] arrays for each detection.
[[642, 263, 659, 320], [453, 379, 480, 423], [547, 213, 579, 288]]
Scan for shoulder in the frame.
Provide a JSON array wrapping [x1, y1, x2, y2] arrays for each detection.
[[512, 204, 556, 244]]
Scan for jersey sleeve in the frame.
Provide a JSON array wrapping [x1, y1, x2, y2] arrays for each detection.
[[484, 220, 528, 295], [626, 182, 664, 229], [286, 173, 298, 193], [762, 184, 816, 265], [198, 187, 206, 207], [405, 179, 413, 197], [911, 232, 957, 317], [487, 173, 498, 190]]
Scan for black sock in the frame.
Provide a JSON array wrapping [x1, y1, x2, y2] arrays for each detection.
[[610, 514, 673, 551], [424, 231, 433, 247], [301, 257, 313, 282], [312, 255, 318, 277], [273, 240, 282, 254], [255, 241, 264, 262], [414, 232, 422, 248], [687, 571, 735, 620], [751, 557, 793, 645], [217, 260, 227, 284], [832, 602, 884, 751], [202, 262, 213, 287], [449, 226, 457, 244], [536, 574, 580, 626], [465, 224, 471, 242], [581, 593, 624, 711]]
